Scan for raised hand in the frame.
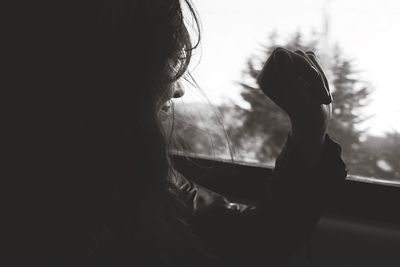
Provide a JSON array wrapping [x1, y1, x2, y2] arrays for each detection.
[[257, 47, 333, 164]]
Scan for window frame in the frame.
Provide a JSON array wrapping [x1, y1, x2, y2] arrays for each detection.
[[172, 153, 400, 225]]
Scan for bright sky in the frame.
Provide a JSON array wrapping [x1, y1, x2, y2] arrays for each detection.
[[185, 0, 400, 136]]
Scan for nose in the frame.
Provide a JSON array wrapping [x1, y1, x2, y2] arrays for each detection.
[[172, 85, 185, 99]]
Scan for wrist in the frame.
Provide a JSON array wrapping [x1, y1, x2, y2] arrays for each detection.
[[289, 122, 327, 165], [290, 123, 326, 145]]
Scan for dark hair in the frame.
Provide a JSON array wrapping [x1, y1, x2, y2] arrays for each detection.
[[63, 0, 207, 265]]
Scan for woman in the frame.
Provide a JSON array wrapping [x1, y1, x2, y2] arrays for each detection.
[[61, 0, 347, 266]]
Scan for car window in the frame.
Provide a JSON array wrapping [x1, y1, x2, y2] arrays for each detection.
[[164, 0, 400, 185]]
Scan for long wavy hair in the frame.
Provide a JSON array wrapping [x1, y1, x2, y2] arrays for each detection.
[[63, 0, 210, 265]]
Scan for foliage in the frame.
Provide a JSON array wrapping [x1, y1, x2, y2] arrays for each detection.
[[226, 31, 399, 181], [170, 31, 400, 182]]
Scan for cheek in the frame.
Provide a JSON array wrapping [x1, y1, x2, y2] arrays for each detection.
[[156, 84, 175, 110]]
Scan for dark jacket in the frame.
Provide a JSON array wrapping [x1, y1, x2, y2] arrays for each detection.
[[61, 135, 346, 267], [173, 134, 347, 266]]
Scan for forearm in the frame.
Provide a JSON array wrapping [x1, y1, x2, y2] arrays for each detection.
[[189, 135, 346, 267], [258, 134, 347, 261], [289, 119, 327, 166]]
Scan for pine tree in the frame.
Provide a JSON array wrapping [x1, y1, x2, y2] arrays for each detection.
[[170, 31, 399, 182], [327, 46, 371, 169], [227, 31, 372, 169]]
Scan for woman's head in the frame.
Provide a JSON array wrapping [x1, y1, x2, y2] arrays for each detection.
[[63, 2, 210, 263], [65, 0, 198, 110], [64, 0, 200, 159], [64, 0, 201, 217]]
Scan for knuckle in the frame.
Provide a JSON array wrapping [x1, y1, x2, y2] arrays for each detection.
[[273, 47, 287, 54]]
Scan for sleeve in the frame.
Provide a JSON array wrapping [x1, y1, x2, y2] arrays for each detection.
[[256, 134, 347, 265], [176, 134, 347, 267], [172, 170, 258, 217]]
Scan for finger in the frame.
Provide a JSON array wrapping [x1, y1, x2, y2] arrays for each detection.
[[306, 51, 332, 104], [294, 50, 331, 105], [307, 55, 332, 105], [257, 51, 281, 95], [263, 48, 321, 108], [270, 49, 314, 99], [272, 48, 299, 86], [291, 50, 329, 104], [305, 51, 329, 90], [291, 50, 321, 86], [272, 48, 295, 72], [272, 48, 318, 98]]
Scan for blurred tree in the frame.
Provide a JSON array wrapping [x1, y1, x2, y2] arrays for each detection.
[[356, 132, 400, 181], [227, 31, 373, 170], [169, 31, 400, 182], [327, 47, 372, 167], [164, 102, 231, 159]]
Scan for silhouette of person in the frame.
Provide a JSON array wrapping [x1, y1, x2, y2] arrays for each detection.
[[60, 1, 347, 266]]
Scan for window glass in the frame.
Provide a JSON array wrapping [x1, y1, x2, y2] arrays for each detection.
[[165, 0, 400, 184]]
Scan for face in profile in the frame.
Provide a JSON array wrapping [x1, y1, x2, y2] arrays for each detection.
[[157, 82, 186, 114]]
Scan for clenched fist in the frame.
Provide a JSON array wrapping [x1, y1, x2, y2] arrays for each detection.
[[257, 48, 333, 164]]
